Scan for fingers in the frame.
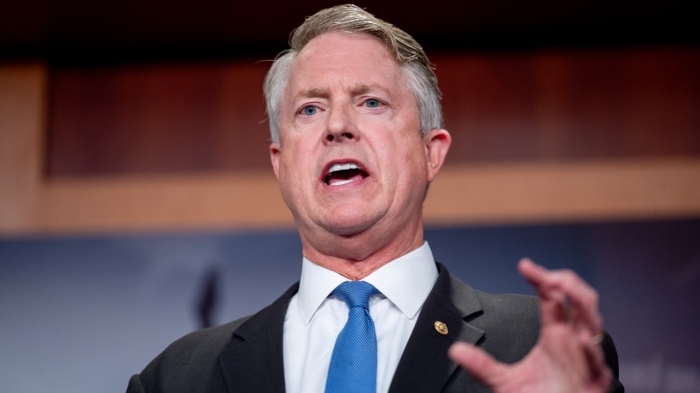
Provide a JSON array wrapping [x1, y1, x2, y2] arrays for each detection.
[[584, 335, 612, 385], [519, 258, 612, 386], [518, 258, 603, 335], [448, 342, 506, 387], [538, 287, 569, 327]]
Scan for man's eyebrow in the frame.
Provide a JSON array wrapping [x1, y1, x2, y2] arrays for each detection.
[[293, 84, 393, 100], [352, 83, 391, 96], [296, 88, 328, 99]]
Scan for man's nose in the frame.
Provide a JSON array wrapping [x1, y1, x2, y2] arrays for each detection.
[[324, 106, 360, 143]]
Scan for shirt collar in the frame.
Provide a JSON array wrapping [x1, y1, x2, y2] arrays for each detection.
[[296, 242, 439, 325]]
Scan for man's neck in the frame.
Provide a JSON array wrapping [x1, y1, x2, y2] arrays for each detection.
[[300, 229, 424, 280]]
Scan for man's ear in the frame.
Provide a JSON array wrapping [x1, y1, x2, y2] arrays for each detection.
[[270, 142, 281, 179], [424, 129, 451, 183]]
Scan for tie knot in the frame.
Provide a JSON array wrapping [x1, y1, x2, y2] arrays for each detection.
[[332, 281, 378, 309]]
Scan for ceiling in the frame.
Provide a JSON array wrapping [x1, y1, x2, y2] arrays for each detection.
[[1, 0, 696, 66]]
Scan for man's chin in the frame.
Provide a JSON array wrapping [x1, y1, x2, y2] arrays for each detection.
[[321, 216, 380, 238], [327, 223, 372, 238]]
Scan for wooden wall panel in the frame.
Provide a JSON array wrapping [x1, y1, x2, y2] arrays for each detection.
[[3, 48, 700, 235], [438, 47, 700, 163], [37, 159, 700, 233], [47, 47, 700, 177], [0, 63, 46, 233], [48, 61, 272, 177]]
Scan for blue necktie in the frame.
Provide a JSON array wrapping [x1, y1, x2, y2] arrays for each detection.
[[325, 281, 380, 393]]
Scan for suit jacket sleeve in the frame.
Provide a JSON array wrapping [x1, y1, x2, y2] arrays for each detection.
[[127, 374, 146, 393]]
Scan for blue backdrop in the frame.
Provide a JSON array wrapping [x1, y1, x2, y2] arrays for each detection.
[[1, 218, 698, 393]]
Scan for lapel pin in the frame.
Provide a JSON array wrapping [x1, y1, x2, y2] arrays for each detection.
[[434, 321, 448, 335]]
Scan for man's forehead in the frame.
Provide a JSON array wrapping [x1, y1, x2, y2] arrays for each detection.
[[298, 31, 391, 56], [292, 31, 396, 69], [286, 33, 402, 89]]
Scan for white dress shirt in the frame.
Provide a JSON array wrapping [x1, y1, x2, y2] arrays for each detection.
[[283, 242, 439, 393]]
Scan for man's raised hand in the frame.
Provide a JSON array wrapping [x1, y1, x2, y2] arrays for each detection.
[[448, 259, 613, 393]]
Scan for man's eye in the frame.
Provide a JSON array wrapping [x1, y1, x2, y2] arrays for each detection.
[[365, 99, 381, 108], [302, 106, 317, 116]]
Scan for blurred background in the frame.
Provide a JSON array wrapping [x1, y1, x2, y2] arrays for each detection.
[[1, 1, 699, 392]]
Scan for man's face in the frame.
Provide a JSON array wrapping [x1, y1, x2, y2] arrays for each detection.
[[270, 32, 448, 254]]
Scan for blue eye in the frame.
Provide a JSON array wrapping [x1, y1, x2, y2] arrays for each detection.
[[302, 106, 317, 116], [365, 99, 380, 108]]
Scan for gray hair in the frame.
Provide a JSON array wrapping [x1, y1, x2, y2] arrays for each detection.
[[263, 4, 443, 144]]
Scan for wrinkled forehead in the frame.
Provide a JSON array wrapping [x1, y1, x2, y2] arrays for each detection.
[[285, 32, 405, 95]]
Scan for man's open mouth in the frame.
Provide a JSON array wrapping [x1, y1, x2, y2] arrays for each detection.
[[323, 162, 368, 186]]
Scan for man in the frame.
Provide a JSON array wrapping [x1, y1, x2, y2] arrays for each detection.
[[127, 5, 623, 392]]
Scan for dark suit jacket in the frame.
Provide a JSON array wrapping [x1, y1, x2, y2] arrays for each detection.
[[127, 263, 623, 392]]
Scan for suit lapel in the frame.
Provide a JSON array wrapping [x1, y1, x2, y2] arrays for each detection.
[[218, 283, 299, 393], [389, 264, 485, 393], [215, 264, 484, 393]]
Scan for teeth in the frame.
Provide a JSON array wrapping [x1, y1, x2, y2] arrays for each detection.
[[330, 179, 353, 186], [328, 163, 359, 173]]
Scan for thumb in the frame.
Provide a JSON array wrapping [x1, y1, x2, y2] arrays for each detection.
[[448, 342, 506, 386]]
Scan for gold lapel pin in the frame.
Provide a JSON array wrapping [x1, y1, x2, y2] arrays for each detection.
[[434, 321, 448, 335]]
